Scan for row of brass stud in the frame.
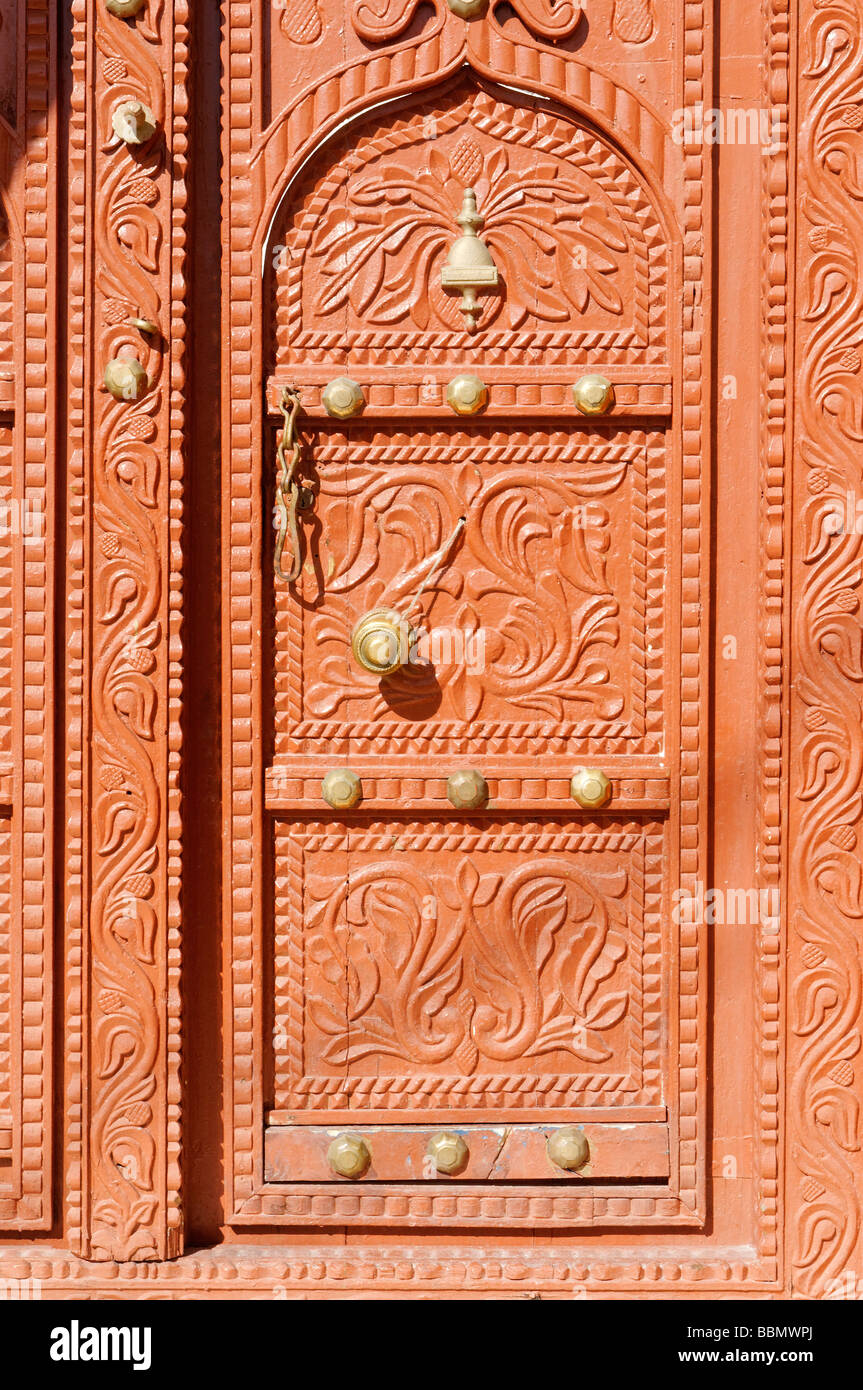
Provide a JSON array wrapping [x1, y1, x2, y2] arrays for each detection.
[[321, 767, 612, 811], [322, 373, 616, 419], [103, 366, 617, 411], [327, 1127, 590, 1179]]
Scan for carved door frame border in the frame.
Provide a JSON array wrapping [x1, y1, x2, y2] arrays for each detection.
[[0, 0, 57, 1233], [0, 0, 851, 1298]]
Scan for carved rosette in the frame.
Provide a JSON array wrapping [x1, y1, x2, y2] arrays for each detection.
[[67, 0, 187, 1260], [791, 0, 863, 1299]]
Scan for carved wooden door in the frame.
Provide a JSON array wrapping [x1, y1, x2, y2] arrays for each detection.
[[224, 1, 712, 1230]]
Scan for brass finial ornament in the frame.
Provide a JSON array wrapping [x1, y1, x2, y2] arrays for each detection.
[[446, 769, 489, 810], [573, 374, 615, 416], [547, 1127, 590, 1173], [104, 357, 148, 402], [446, 373, 488, 416], [327, 1134, 371, 1179], [441, 188, 499, 331], [321, 769, 363, 810], [322, 377, 365, 419], [427, 1131, 469, 1175], [570, 767, 612, 810], [351, 608, 413, 676], [111, 100, 158, 145]]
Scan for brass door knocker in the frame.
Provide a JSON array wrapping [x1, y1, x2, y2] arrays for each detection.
[[273, 385, 307, 583], [351, 517, 467, 675]]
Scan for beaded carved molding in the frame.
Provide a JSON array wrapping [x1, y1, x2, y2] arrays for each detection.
[[0, 0, 55, 1232]]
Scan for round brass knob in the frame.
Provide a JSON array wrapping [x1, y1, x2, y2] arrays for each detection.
[[446, 769, 489, 810], [427, 1131, 469, 1175], [351, 608, 412, 676], [321, 769, 363, 810], [105, 0, 147, 15], [104, 358, 148, 402], [322, 377, 365, 420], [570, 767, 612, 810], [572, 374, 615, 417], [327, 1133, 370, 1179], [111, 100, 158, 145], [446, 373, 488, 416], [547, 1127, 590, 1173], [447, 0, 487, 16]]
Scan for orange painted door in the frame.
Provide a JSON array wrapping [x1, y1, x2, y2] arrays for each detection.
[[224, 2, 714, 1231]]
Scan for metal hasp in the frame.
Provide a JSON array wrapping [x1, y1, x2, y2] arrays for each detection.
[[440, 188, 499, 331]]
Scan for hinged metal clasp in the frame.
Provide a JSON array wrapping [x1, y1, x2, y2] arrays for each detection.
[[273, 385, 306, 583]]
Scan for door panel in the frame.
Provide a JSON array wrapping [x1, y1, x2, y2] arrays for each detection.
[[224, 22, 709, 1223]]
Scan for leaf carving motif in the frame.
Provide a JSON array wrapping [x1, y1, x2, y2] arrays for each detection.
[[792, 0, 863, 1296], [299, 458, 632, 725], [350, 0, 585, 45], [304, 858, 629, 1072]]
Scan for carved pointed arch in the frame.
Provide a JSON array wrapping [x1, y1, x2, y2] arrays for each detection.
[[264, 75, 673, 366], [250, 40, 674, 251]]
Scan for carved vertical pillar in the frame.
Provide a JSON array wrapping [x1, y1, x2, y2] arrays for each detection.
[[789, 0, 863, 1298], [66, 0, 187, 1261]]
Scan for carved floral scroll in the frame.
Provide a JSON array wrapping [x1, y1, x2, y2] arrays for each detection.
[[66, 0, 187, 1261]]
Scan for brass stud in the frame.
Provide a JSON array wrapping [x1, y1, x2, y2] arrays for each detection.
[[427, 1131, 469, 1175], [105, 0, 147, 15], [351, 608, 412, 676], [446, 374, 488, 416], [103, 358, 148, 402], [322, 377, 365, 420], [547, 1127, 590, 1173], [572, 374, 615, 416], [327, 1133, 370, 1179], [570, 767, 612, 810], [446, 769, 489, 810], [111, 100, 158, 145], [446, 0, 487, 16], [321, 769, 363, 811]]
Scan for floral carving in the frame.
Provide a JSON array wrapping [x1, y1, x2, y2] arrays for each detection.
[[288, 441, 654, 731], [350, 0, 584, 45], [69, 0, 186, 1262], [612, 0, 654, 45], [280, 0, 323, 44], [792, 0, 863, 1297]]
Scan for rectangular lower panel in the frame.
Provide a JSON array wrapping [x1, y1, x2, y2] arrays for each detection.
[[271, 817, 668, 1120]]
